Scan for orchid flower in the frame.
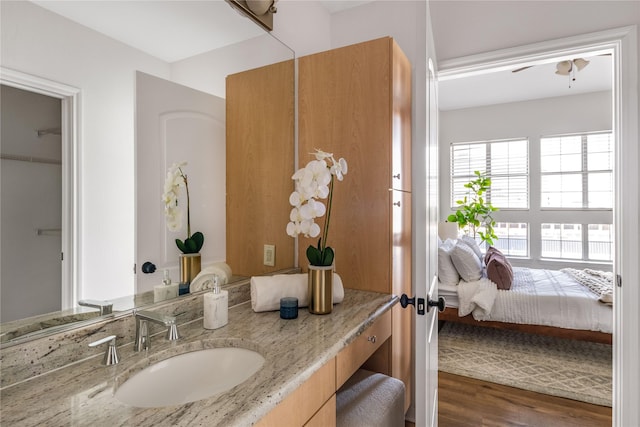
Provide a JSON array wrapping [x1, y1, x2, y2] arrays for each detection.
[[162, 162, 204, 254], [286, 149, 348, 266]]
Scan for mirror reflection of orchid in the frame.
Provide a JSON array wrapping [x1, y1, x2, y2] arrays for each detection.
[[162, 162, 204, 254], [286, 149, 348, 266]]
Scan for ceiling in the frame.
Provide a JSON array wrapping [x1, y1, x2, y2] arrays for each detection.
[[31, 0, 265, 63], [31, 0, 612, 110], [319, 0, 374, 14], [438, 54, 613, 111]]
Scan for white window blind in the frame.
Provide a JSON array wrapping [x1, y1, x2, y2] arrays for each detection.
[[540, 132, 613, 209], [450, 139, 529, 209]]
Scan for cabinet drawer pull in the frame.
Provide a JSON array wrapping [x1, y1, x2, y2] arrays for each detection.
[[393, 173, 401, 179], [393, 201, 401, 207], [367, 335, 377, 344]]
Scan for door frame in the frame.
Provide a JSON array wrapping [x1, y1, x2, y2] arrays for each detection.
[[437, 26, 639, 426], [0, 67, 80, 310]]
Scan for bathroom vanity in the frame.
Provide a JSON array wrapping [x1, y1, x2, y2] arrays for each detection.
[[0, 286, 396, 426]]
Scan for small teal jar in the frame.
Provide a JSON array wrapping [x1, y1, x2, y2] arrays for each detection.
[[280, 297, 298, 319]]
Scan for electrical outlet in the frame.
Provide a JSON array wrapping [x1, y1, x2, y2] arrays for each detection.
[[263, 244, 275, 266]]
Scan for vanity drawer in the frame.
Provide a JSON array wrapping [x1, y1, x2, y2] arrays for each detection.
[[257, 357, 336, 427], [304, 394, 336, 427], [336, 309, 391, 388]]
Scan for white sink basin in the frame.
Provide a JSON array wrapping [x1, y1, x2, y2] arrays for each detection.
[[115, 347, 265, 407]]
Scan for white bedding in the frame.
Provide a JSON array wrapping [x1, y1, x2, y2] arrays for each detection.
[[440, 267, 613, 333]]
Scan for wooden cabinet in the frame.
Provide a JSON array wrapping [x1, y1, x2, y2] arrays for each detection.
[[258, 310, 391, 427], [226, 60, 295, 277], [336, 310, 391, 388], [298, 37, 413, 412], [256, 358, 336, 427]]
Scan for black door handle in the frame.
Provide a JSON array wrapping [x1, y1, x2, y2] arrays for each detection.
[[400, 294, 425, 315], [427, 296, 446, 313], [141, 262, 156, 274]]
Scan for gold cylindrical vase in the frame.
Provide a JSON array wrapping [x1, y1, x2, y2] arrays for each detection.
[[179, 253, 201, 285], [308, 265, 333, 315]]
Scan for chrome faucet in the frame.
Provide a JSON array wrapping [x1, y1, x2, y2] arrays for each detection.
[[134, 310, 180, 351], [79, 299, 113, 315], [89, 335, 119, 365]]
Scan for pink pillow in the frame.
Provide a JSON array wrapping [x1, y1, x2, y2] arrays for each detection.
[[484, 247, 513, 290]]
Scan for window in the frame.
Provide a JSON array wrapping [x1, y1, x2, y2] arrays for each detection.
[[541, 223, 614, 261], [540, 132, 613, 209], [588, 224, 614, 261], [493, 222, 528, 257], [448, 132, 613, 265], [450, 139, 528, 209], [541, 223, 583, 259]]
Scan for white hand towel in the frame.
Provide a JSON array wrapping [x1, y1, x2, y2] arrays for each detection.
[[250, 273, 345, 312], [189, 262, 232, 293]]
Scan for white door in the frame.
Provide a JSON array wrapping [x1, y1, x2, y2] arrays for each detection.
[[136, 71, 226, 294], [414, 58, 440, 426]]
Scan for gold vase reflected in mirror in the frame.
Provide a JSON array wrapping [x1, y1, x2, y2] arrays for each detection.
[[180, 254, 202, 288]]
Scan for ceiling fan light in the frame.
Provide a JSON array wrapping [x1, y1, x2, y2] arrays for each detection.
[[573, 58, 590, 71], [556, 60, 572, 75]]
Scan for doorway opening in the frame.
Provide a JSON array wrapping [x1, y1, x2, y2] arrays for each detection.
[[0, 68, 79, 317], [435, 26, 637, 424]]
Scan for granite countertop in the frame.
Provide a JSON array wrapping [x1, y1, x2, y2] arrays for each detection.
[[0, 289, 396, 426]]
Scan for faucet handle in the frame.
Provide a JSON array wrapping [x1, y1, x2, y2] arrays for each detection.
[[167, 323, 180, 341], [79, 299, 113, 315], [89, 335, 119, 365]]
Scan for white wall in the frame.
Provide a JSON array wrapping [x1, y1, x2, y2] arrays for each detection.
[[171, 34, 294, 98], [272, 0, 332, 56], [1, 1, 170, 301], [430, 1, 640, 62], [439, 91, 613, 269]]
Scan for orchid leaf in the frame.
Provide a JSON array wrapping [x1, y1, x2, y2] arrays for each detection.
[[321, 247, 334, 266], [175, 239, 187, 253], [191, 231, 204, 252], [306, 245, 322, 266]]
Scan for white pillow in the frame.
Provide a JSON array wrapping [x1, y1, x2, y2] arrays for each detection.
[[450, 240, 483, 282], [459, 235, 483, 262], [438, 239, 460, 286]]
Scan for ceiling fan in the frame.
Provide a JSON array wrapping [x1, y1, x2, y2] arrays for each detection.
[[512, 57, 590, 75], [512, 53, 611, 75]]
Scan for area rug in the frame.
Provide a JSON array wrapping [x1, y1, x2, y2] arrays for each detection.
[[438, 322, 612, 407]]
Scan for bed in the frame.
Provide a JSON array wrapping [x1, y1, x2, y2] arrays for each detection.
[[436, 237, 613, 344]]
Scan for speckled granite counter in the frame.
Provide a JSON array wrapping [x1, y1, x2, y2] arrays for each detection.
[[0, 289, 396, 426]]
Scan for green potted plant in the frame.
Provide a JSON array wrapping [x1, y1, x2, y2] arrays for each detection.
[[162, 162, 204, 293], [447, 170, 499, 245]]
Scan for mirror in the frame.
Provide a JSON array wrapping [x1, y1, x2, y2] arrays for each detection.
[[0, 0, 295, 344]]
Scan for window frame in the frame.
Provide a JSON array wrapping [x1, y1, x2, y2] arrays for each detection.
[[449, 137, 530, 210], [447, 131, 613, 265]]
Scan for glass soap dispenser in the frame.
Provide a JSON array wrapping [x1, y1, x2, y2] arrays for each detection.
[[204, 275, 228, 330]]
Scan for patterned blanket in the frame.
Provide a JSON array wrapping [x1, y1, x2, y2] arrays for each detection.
[[561, 268, 614, 305]]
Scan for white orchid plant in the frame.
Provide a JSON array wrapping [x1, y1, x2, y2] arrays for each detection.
[[162, 162, 204, 254], [286, 149, 348, 267]]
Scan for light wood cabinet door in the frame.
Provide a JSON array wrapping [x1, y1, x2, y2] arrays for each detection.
[[391, 40, 412, 192], [226, 60, 295, 277], [298, 36, 412, 415]]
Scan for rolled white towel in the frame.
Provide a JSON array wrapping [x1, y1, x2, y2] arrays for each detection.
[[190, 262, 232, 293], [251, 273, 345, 312]]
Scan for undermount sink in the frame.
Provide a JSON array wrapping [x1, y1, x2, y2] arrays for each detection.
[[115, 347, 265, 408]]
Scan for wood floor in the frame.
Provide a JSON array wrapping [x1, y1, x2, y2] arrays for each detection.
[[438, 372, 612, 427]]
